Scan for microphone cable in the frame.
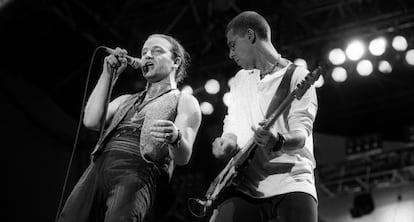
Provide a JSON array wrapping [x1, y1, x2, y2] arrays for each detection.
[[55, 46, 108, 222]]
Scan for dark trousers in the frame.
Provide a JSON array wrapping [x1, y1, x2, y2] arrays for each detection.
[[209, 191, 317, 222], [58, 151, 159, 222]]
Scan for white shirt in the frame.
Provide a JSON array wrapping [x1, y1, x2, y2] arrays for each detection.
[[223, 64, 318, 200]]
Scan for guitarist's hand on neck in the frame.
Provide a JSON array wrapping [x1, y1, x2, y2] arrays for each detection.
[[212, 133, 238, 159]]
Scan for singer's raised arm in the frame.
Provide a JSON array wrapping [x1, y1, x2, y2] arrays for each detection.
[[83, 48, 128, 131]]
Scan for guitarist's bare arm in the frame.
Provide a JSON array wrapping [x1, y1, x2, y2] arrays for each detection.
[[212, 133, 238, 159]]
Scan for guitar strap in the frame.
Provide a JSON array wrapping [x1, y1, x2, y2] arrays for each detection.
[[265, 63, 297, 118]]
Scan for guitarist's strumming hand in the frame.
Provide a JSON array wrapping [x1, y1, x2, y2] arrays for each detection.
[[212, 133, 238, 159]]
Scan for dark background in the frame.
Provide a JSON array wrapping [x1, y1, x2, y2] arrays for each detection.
[[2, 0, 414, 221]]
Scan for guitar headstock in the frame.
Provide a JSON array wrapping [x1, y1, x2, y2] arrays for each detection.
[[295, 66, 323, 99]]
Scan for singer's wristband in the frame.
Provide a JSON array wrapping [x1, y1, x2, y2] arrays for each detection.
[[170, 129, 182, 146]]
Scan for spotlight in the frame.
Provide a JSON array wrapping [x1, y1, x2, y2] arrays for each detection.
[[356, 60, 373, 76], [222, 92, 231, 107], [331, 67, 347, 82], [204, 79, 220, 95], [227, 77, 235, 88], [346, 134, 382, 156], [369, 37, 387, 56], [403, 125, 414, 143], [329, 48, 346, 65], [294, 58, 308, 69], [405, 49, 414, 65], [346, 40, 365, 61], [369, 134, 382, 150], [181, 85, 193, 95], [200, 102, 214, 115], [378, 60, 392, 73], [314, 75, 324, 88], [353, 139, 363, 153], [345, 140, 356, 155], [392, 35, 408, 51]]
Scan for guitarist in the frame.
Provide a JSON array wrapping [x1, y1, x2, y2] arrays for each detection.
[[211, 11, 318, 222]]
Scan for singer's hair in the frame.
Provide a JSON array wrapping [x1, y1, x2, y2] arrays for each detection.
[[148, 34, 190, 84], [225, 11, 271, 41]]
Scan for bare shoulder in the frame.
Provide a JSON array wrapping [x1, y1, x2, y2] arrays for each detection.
[[178, 93, 201, 114], [176, 93, 201, 129]]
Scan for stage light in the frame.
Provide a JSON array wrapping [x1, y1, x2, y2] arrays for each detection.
[[227, 77, 234, 88], [346, 134, 383, 158], [378, 60, 392, 73], [328, 48, 346, 65], [314, 75, 324, 88], [405, 49, 414, 65], [200, 102, 214, 115], [222, 92, 231, 107], [392, 35, 408, 51], [356, 60, 373, 76], [181, 85, 193, 95], [403, 125, 414, 142], [369, 134, 382, 150], [346, 40, 365, 61], [204, 79, 220, 95], [294, 58, 307, 69], [331, 67, 347, 82], [369, 37, 387, 56]]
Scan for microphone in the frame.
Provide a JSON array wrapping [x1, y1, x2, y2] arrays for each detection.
[[103, 47, 141, 69]]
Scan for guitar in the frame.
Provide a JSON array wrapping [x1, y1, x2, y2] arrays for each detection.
[[188, 66, 323, 217]]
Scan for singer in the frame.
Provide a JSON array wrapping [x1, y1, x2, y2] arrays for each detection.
[[58, 34, 201, 222]]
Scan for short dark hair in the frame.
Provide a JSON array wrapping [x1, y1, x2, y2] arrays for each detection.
[[225, 11, 271, 40], [148, 34, 190, 84]]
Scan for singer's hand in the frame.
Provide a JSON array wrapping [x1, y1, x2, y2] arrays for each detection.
[[103, 47, 128, 79], [150, 120, 180, 144]]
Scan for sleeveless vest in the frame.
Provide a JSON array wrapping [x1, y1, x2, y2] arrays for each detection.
[[91, 89, 181, 179]]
